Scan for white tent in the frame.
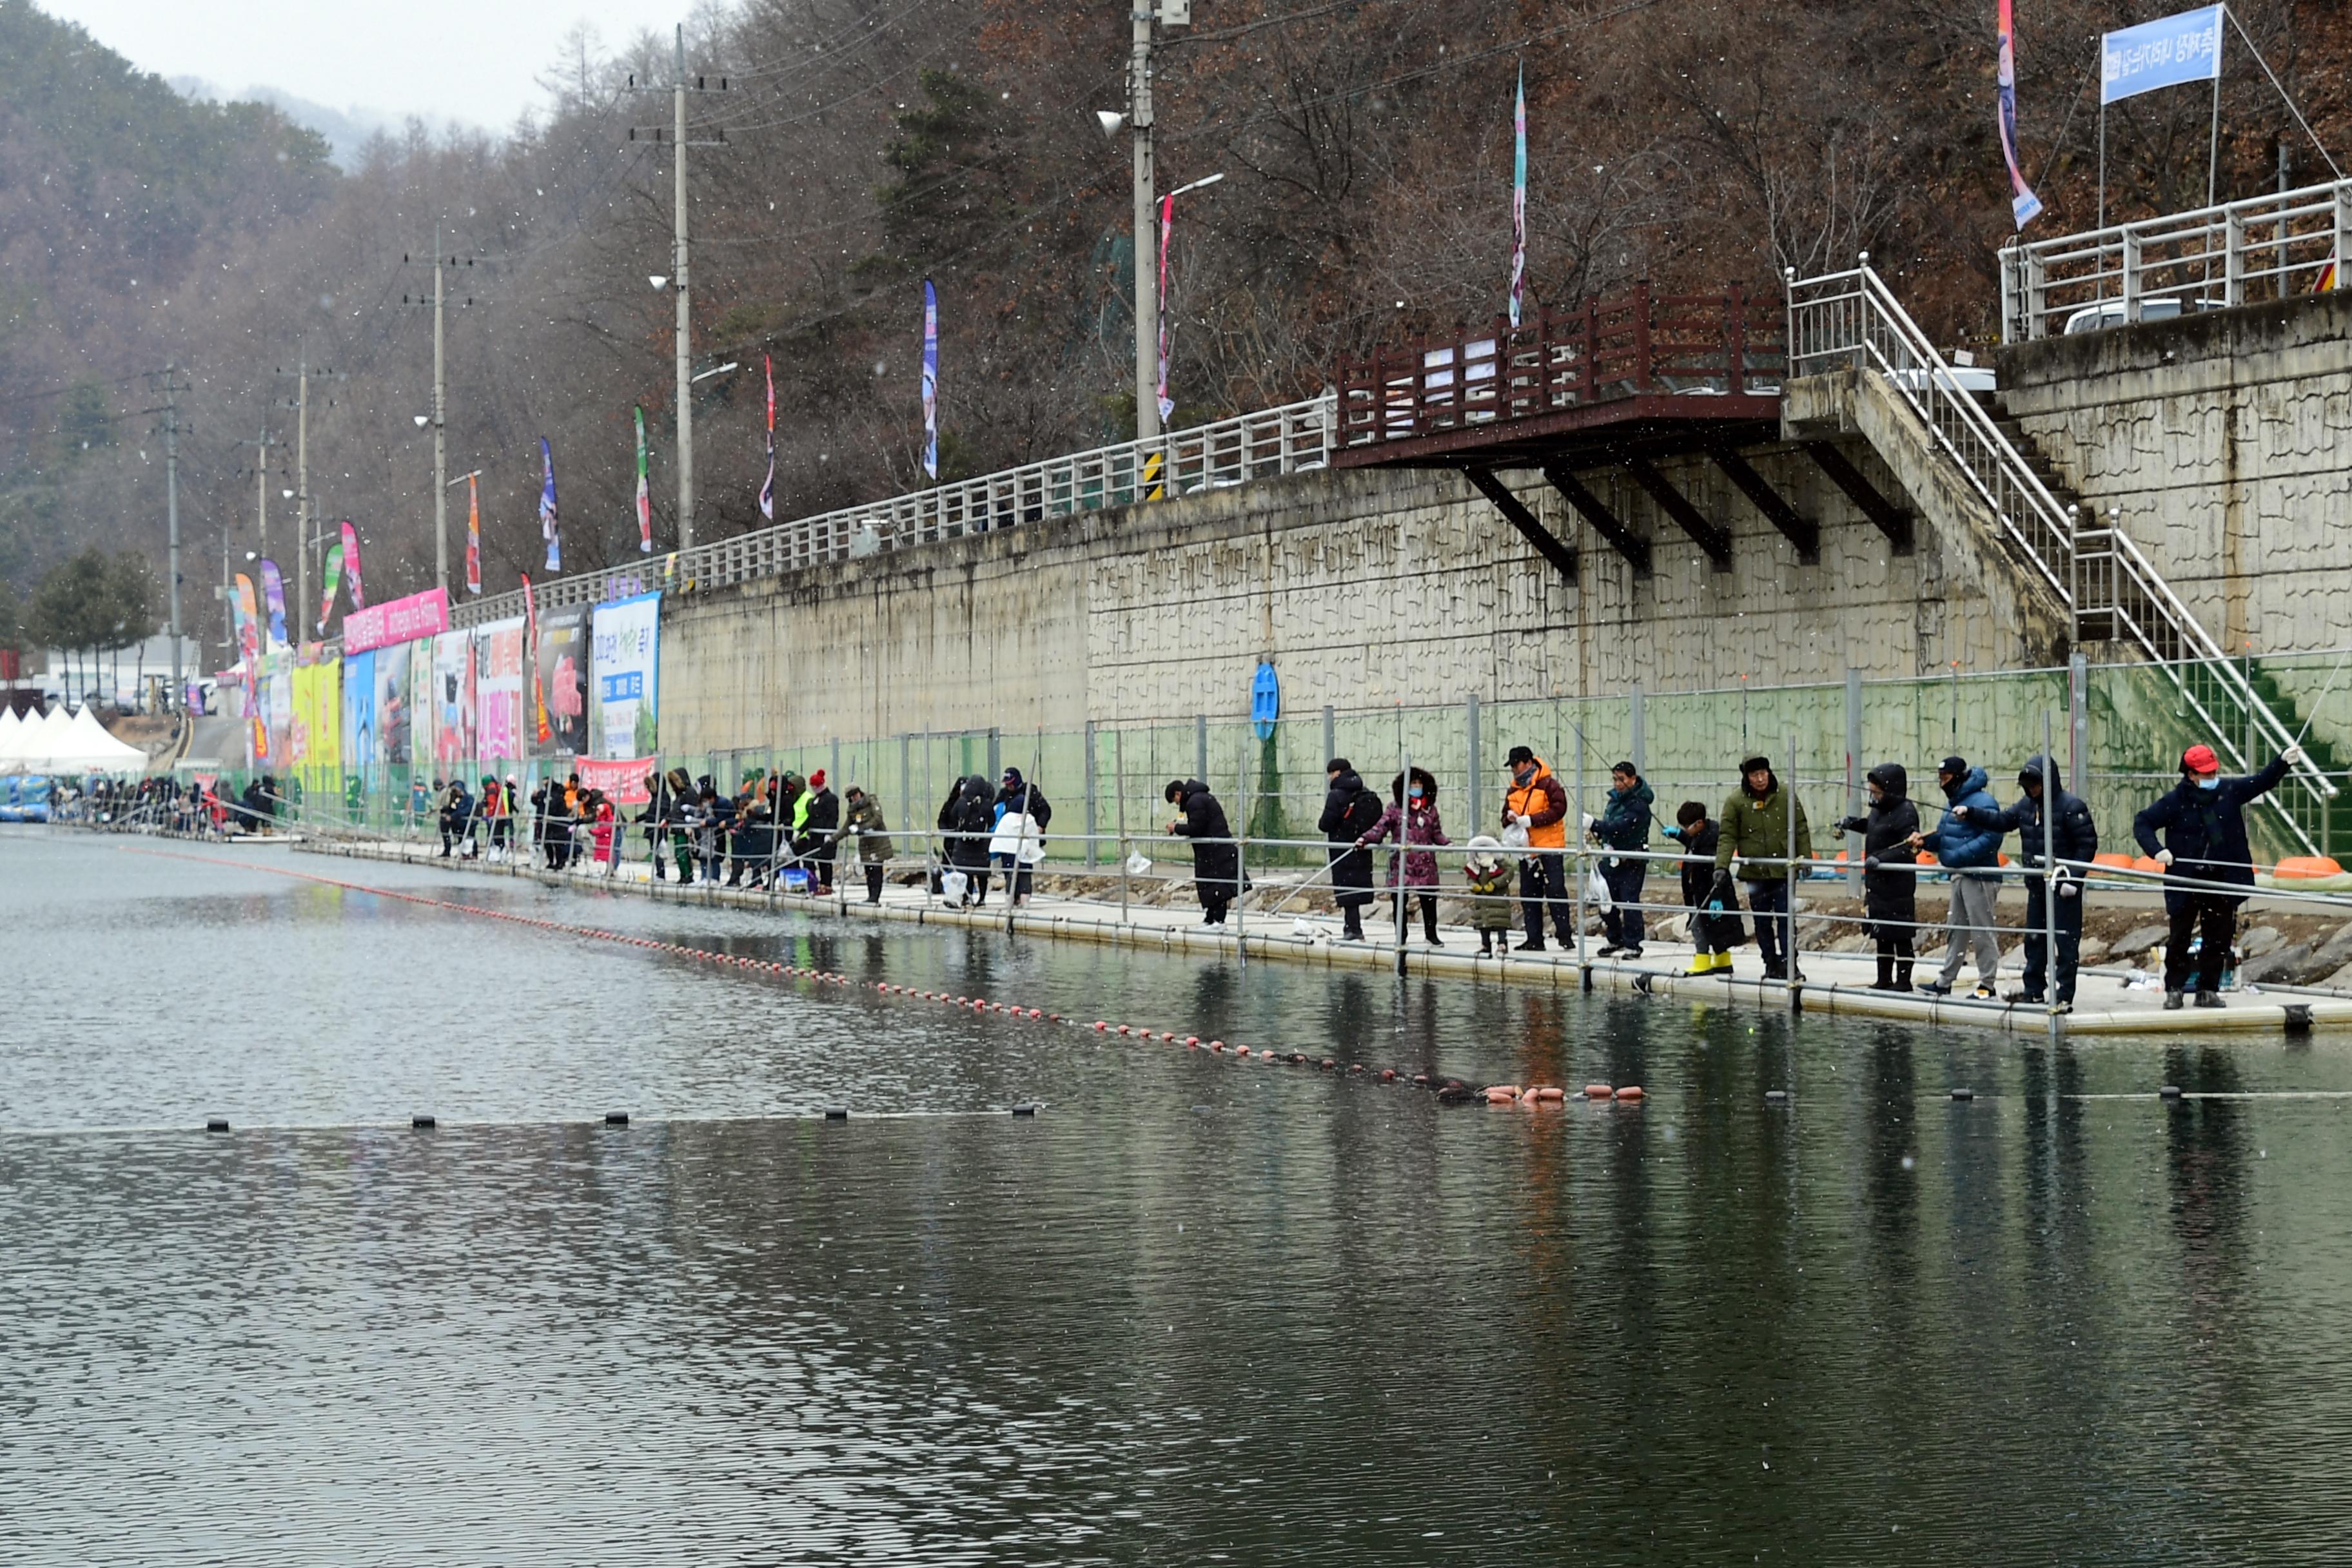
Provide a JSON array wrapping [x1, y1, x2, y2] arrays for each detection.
[[0, 706, 70, 774], [37, 706, 152, 773], [0, 709, 21, 775]]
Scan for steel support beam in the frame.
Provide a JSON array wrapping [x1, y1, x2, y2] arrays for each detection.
[[1620, 454, 1732, 567], [1542, 465, 1651, 576], [1464, 468, 1576, 582], [1801, 440, 1915, 554], [1708, 447, 1819, 563]]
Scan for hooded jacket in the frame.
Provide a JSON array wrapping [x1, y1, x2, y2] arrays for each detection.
[[834, 794, 894, 863], [1168, 779, 1239, 901], [941, 776, 995, 870], [1715, 767, 1814, 877], [1504, 757, 1569, 851], [1592, 774, 1654, 852], [1837, 761, 1921, 919], [2132, 753, 2289, 894], [1985, 755, 2098, 873], [1920, 765, 2004, 874], [1317, 767, 1383, 903]]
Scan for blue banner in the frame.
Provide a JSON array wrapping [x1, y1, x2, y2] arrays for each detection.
[[921, 278, 939, 482], [2101, 6, 2222, 106]]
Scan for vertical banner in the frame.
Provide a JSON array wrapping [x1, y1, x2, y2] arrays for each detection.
[[1156, 195, 1175, 424], [433, 631, 475, 765], [1509, 63, 1527, 328], [538, 437, 561, 573], [756, 357, 776, 520], [590, 592, 660, 759], [258, 559, 289, 649], [264, 652, 293, 769], [473, 618, 526, 767], [342, 650, 378, 769], [465, 474, 483, 595], [317, 541, 344, 634], [232, 574, 261, 667], [534, 605, 590, 760], [340, 521, 366, 609], [634, 406, 654, 552], [376, 641, 414, 765], [522, 573, 551, 747], [407, 634, 436, 770], [921, 277, 939, 481], [1998, 0, 2044, 229]]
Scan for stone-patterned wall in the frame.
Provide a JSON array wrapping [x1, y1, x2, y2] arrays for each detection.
[[1995, 292, 2352, 654], [658, 438, 2022, 754]]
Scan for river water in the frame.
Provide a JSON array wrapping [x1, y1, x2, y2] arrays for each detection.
[[6, 830, 2352, 1563]]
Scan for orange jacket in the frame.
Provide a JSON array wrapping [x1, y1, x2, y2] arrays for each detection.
[[1505, 758, 1569, 850]]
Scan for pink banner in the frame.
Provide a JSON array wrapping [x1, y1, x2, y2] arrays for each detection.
[[342, 587, 451, 655], [574, 755, 654, 806]]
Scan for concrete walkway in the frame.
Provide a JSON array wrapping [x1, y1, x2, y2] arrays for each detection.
[[295, 836, 2352, 1039]]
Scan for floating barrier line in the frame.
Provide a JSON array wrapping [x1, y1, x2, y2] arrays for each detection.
[[115, 845, 1630, 1113]]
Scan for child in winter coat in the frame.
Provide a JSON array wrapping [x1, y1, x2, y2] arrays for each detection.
[[1664, 801, 1743, 974], [1463, 835, 1516, 955]]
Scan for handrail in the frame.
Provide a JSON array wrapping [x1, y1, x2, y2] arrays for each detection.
[[451, 397, 1337, 629], [1787, 259, 2330, 854], [2000, 176, 2352, 342]]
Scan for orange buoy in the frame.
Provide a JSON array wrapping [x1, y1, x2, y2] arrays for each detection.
[[1093, 1021, 1108, 1031], [1380, 1068, 1397, 1082], [1184, 1036, 1200, 1046], [1614, 1085, 1645, 1102], [1583, 1083, 1613, 1100], [1533, 1086, 1567, 1102], [1209, 1040, 1225, 1052], [1236, 1046, 1253, 1057], [1485, 1085, 1519, 1104]]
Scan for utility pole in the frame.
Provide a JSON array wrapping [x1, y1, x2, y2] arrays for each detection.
[[159, 368, 185, 709], [1130, 2, 1159, 444], [279, 361, 347, 642], [629, 33, 727, 555], [404, 239, 475, 596], [254, 426, 271, 562]]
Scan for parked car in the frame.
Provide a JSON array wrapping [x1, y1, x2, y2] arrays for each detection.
[[2062, 295, 2224, 334]]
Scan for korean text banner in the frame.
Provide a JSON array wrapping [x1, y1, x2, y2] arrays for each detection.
[[590, 592, 660, 760], [534, 605, 591, 760], [473, 618, 527, 766], [2102, 6, 2222, 104], [576, 755, 654, 806], [342, 587, 451, 655]]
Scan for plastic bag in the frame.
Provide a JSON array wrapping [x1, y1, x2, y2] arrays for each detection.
[[1500, 819, 1531, 850], [940, 869, 968, 904], [1126, 850, 1152, 877], [1585, 864, 1613, 912]]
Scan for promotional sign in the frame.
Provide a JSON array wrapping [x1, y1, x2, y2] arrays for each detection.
[[259, 559, 289, 649], [576, 755, 654, 806], [407, 633, 436, 770], [233, 574, 261, 667], [318, 542, 344, 634], [1157, 193, 1175, 423], [340, 521, 366, 608], [342, 587, 451, 655], [634, 407, 654, 551], [2101, 5, 2222, 103], [431, 631, 475, 765], [1998, 0, 2044, 229], [465, 473, 483, 595], [523, 573, 549, 746], [1509, 63, 1527, 328], [534, 605, 589, 760], [921, 277, 939, 481], [756, 360, 775, 520], [538, 436, 562, 572], [375, 641, 414, 765], [263, 651, 293, 766], [342, 650, 378, 769], [473, 618, 527, 766], [589, 592, 660, 760]]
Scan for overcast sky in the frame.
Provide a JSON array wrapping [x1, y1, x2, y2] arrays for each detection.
[[46, 0, 681, 133]]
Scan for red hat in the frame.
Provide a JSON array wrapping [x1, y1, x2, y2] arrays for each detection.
[[810, 769, 827, 788], [2182, 745, 2220, 776]]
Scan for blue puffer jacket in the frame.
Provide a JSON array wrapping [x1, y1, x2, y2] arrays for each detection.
[[1921, 765, 2005, 874]]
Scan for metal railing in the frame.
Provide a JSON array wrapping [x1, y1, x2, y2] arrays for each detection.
[[1788, 259, 2331, 853], [1333, 282, 1785, 450], [451, 398, 1337, 629], [1999, 177, 2352, 342]]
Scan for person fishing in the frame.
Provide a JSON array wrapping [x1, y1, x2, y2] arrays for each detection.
[[1910, 756, 2006, 1001], [1714, 754, 1812, 981], [1981, 754, 2098, 1010], [1836, 763, 1920, 992], [2133, 741, 2300, 1009], [1589, 761, 1654, 959], [1318, 758, 1382, 941]]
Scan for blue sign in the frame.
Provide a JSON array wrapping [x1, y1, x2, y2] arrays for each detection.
[[2101, 6, 2222, 106], [1250, 660, 1280, 741], [600, 671, 643, 703]]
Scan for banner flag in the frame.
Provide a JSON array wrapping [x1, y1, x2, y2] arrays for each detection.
[[465, 473, 483, 594], [921, 278, 939, 481], [575, 756, 654, 807], [634, 406, 654, 551], [2101, 5, 2222, 104], [538, 436, 561, 572], [757, 356, 776, 520], [258, 558, 288, 649], [522, 572, 551, 745], [318, 542, 344, 634], [1157, 194, 1175, 424], [1998, 0, 2045, 229], [1509, 63, 1528, 328], [232, 573, 260, 667], [340, 520, 366, 609]]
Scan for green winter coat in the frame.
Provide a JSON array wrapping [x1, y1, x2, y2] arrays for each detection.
[[835, 795, 894, 863], [1714, 775, 1814, 882], [1464, 858, 1516, 931]]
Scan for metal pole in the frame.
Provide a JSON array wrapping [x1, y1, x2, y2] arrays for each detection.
[[1845, 666, 1863, 896], [2208, 46, 2223, 210], [293, 364, 308, 651], [1395, 744, 1411, 975], [1195, 712, 1207, 784], [1084, 718, 1099, 868], [1115, 727, 1129, 925], [2044, 707, 2061, 1041], [164, 368, 181, 709], [674, 24, 696, 553], [1130, 0, 1159, 444], [1467, 692, 1483, 830], [2098, 103, 2106, 230], [432, 229, 449, 596], [1322, 703, 1335, 773], [1234, 738, 1248, 964], [1629, 684, 1644, 778], [1783, 730, 1801, 1008], [1573, 717, 1589, 989], [255, 427, 268, 564]]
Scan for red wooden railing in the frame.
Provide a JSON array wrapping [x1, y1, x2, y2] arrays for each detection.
[[1333, 282, 1786, 447]]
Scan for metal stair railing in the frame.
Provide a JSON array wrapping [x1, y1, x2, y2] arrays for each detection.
[[1788, 259, 2331, 854], [451, 395, 1337, 631]]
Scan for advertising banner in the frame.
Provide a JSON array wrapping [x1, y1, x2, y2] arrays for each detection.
[[589, 592, 660, 759], [343, 586, 451, 655], [407, 634, 436, 770], [342, 650, 378, 769], [2101, 5, 2222, 104], [264, 651, 293, 768], [431, 631, 475, 766], [375, 641, 414, 765], [576, 755, 654, 806], [474, 618, 526, 767], [340, 521, 366, 609], [533, 605, 590, 760]]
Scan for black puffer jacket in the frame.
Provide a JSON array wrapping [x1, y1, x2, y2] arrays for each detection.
[[1986, 754, 2099, 873], [939, 776, 993, 870], [1170, 779, 1238, 904], [2133, 754, 2288, 899], [1317, 769, 1382, 904], [1837, 761, 1921, 924]]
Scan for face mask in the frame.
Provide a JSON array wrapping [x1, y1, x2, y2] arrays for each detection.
[[2197, 776, 2220, 791], [1409, 787, 1425, 802], [1513, 767, 1533, 785]]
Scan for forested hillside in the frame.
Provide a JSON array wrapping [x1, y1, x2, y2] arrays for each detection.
[[2, 0, 2344, 664]]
